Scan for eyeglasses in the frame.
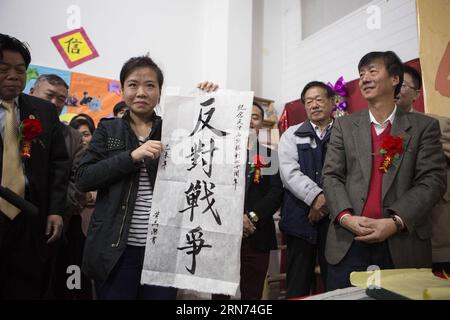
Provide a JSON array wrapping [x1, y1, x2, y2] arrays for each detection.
[[401, 83, 418, 91]]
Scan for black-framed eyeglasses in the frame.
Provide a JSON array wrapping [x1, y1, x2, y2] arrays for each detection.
[[401, 83, 418, 91]]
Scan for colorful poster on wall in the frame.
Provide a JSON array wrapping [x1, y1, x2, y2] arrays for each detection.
[[25, 65, 71, 95], [25, 64, 122, 125], [66, 73, 122, 124], [51, 27, 99, 68], [417, 0, 450, 117]]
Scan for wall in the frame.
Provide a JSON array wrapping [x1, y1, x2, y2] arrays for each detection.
[[0, 0, 421, 115], [301, 0, 373, 39], [250, 0, 284, 117], [227, 0, 253, 91], [280, 0, 419, 112], [0, 0, 253, 90]]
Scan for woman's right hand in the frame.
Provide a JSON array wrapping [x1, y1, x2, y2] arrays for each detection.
[[131, 140, 163, 162], [197, 81, 219, 92]]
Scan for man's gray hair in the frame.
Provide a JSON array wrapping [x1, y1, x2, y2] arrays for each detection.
[[33, 74, 69, 90]]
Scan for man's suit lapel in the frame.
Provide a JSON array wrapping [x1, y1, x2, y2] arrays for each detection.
[[382, 108, 412, 200], [352, 110, 372, 190], [18, 94, 38, 177], [18, 94, 38, 121], [0, 134, 3, 163]]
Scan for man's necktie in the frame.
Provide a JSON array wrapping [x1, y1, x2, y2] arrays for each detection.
[[0, 100, 25, 219]]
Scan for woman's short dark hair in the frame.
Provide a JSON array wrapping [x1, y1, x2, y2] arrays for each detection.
[[120, 55, 164, 90], [300, 81, 335, 104], [113, 101, 128, 116], [252, 101, 264, 120], [358, 51, 404, 97], [69, 113, 95, 130], [69, 118, 95, 135], [0, 33, 31, 68]]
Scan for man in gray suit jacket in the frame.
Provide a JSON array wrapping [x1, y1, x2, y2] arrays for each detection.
[[322, 51, 447, 290]]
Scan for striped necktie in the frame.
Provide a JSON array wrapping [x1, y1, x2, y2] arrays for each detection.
[[0, 100, 25, 219]]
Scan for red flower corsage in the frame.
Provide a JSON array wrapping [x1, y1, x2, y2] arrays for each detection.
[[249, 154, 269, 184], [378, 134, 404, 173], [19, 116, 43, 158]]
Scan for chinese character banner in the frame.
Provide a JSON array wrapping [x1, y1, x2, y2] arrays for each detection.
[[141, 89, 254, 296], [51, 27, 99, 68]]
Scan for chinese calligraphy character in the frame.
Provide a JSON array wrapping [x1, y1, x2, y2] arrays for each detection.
[[177, 226, 212, 275], [200, 181, 221, 225], [149, 211, 160, 244], [186, 138, 217, 177], [179, 180, 222, 225], [162, 144, 171, 169], [189, 98, 229, 137], [233, 104, 247, 190], [179, 181, 202, 222], [64, 37, 83, 54]]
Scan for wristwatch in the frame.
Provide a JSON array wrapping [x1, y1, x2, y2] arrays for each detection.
[[391, 215, 403, 233], [247, 211, 259, 223]]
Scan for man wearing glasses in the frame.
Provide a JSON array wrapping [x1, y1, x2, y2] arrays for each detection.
[[396, 65, 450, 275], [395, 64, 422, 113]]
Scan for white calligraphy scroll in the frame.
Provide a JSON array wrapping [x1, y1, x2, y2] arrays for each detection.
[[141, 89, 254, 296]]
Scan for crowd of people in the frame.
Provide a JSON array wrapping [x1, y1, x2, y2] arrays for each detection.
[[0, 32, 448, 300]]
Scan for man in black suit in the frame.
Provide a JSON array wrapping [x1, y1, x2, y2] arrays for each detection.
[[0, 34, 69, 299], [239, 102, 284, 300], [212, 102, 283, 300], [30, 74, 87, 299]]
